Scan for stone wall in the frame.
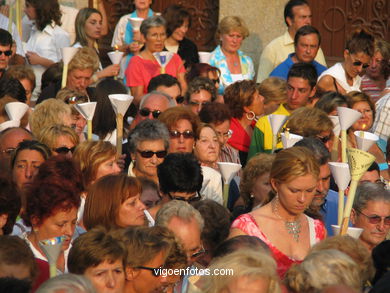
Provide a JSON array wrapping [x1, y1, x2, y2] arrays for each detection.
[[220, 0, 288, 78]]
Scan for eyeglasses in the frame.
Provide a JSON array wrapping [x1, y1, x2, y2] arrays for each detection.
[[216, 129, 233, 139], [135, 266, 165, 277], [356, 210, 390, 225], [176, 96, 185, 104], [0, 50, 12, 56], [316, 134, 332, 144], [53, 146, 75, 154], [211, 78, 220, 85], [0, 147, 15, 155], [169, 130, 194, 139], [188, 101, 210, 107], [139, 108, 162, 119], [190, 246, 206, 259], [137, 150, 167, 158], [167, 191, 202, 203]]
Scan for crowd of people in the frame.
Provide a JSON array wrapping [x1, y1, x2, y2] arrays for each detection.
[[0, 0, 390, 292]]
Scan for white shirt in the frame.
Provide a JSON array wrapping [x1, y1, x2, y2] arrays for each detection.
[[111, 14, 132, 48], [318, 62, 361, 93], [26, 23, 70, 99], [0, 13, 25, 56]]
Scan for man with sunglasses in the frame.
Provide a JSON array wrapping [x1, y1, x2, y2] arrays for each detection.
[[0, 29, 14, 76], [130, 91, 175, 130], [318, 29, 374, 94], [351, 182, 390, 252]]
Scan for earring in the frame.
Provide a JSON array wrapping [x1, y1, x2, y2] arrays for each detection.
[[246, 111, 256, 121]]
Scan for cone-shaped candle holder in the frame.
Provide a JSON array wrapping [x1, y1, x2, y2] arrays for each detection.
[[217, 162, 242, 208], [109, 94, 133, 154], [329, 115, 341, 138], [38, 236, 65, 278], [354, 131, 379, 152], [269, 114, 288, 153], [74, 102, 97, 141], [0, 120, 20, 131], [337, 107, 361, 163], [280, 132, 303, 149], [331, 225, 363, 239], [153, 52, 174, 74], [5, 102, 29, 121], [340, 148, 375, 235], [61, 47, 79, 89], [328, 162, 351, 225], [198, 52, 211, 64], [108, 51, 124, 80], [129, 17, 143, 31]]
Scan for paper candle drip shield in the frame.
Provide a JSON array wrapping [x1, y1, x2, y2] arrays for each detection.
[[217, 162, 242, 184], [280, 132, 303, 149], [354, 131, 379, 152], [346, 148, 376, 181], [331, 225, 363, 239], [153, 52, 174, 68], [129, 17, 143, 31], [108, 51, 124, 65], [328, 162, 350, 191], [108, 94, 134, 116], [269, 114, 288, 135], [198, 52, 212, 63], [337, 107, 362, 130], [74, 102, 97, 120], [0, 120, 20, 131], [5, 102, 29, 121], [39, 236, 65, 263]]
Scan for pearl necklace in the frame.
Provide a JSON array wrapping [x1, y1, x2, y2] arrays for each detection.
[[272, 197, 301, 242]]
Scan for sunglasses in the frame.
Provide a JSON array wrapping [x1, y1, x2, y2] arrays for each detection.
[[135, 266, 164, 277], [0, 50, 12, 56], [352, 61, 369, 69], [211, 78, 220, 85], [65, 96, 88, 105], [137, 149, 167, 158], [176, 95, 185, 104], [188, 101, 210, 107], [169, 130, 194, 139], [53, 146, 75, 154], [139, 108, 162, 119], [357, 210, 390, 225], [216, 129, 233, 139], [167, 191, 202, 203]]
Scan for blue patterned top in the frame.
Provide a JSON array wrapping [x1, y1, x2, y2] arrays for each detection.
[[209, 45, 255, 94]]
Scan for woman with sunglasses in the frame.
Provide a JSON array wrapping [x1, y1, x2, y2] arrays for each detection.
[[345, 91, 388, 180], [125, 16, 187, 105], [128, 119, 170, 184], [37, 124, 79, 157], [318, 29, 374, 94], [24, 0, 70, 101]]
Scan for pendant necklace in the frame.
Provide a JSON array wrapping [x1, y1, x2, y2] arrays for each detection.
[[272, 197, 301, 242]]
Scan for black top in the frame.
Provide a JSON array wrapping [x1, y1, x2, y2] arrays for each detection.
[[177, 37, 199, 69]]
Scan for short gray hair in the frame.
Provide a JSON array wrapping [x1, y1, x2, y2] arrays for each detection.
[[139, 91, 176, 109], [36, 274, 96, 293], [140, 15, 166, 37], [128, 119, 170, 154], [353, 182, 390, 212], [155, 200, 204, 231]]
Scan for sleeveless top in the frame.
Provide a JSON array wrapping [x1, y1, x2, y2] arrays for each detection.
[[231, 213, 326, 278]]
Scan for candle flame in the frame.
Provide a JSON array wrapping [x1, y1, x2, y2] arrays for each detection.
[[114, 45, 119, 51], [362, 124, 366, 130]]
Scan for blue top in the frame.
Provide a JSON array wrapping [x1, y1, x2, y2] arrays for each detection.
[[270, 53, 327, 80]]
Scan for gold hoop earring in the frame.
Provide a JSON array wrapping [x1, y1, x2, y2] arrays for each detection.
[[246, 111, 256, 121]]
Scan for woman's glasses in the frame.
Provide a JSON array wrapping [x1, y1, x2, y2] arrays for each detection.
[[53, 147, 75, 154], [139, 108, 162, 119], [169, 130, 194, 139], [137, 150, 167, 158], [135, 266, 165, 277]]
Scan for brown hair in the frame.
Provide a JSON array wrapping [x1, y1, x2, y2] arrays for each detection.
[[158, 107, 200, 139], [83, 174, 142, 230], [345, 91, 376, 122], [224, 80, 258, 118]]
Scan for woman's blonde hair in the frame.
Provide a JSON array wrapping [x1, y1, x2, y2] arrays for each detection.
[[68, 47, 99, 73], [72, 140, 117, 187], [216, 16, 249, 41], [310, 235, 375, 285], [29, 99, 72, 137], [200, 248, 281, 293], [285, 249, 362, 292], [36, 124, 79, 150], [258, 77, 287, 104], [270, 146, 319, 186], [345, 90, 376, 122]]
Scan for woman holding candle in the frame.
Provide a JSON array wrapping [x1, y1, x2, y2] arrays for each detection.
[[229, 147, 326, 278], [346, 91, 388, 179], [24, 0, 70, 101], [125, 16, 187, 105]]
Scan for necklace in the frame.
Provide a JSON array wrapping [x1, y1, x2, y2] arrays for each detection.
[[272, 197, 301, 242]]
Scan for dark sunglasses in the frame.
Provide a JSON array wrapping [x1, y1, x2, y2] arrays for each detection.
[[211, 78, 220, 85], [176, 95, 185, 104], [53, 146, 75, 154], [169, 130, 194, 139], [137, 149, 167, 158], [188, 101, 211, 107], [352, 60, 369, 69], [0, 50, 12, 56], [135, 266, 164, 277], [65, 95, 88, 105], [139, 108, 162, 119], [357, 210, 390, 225], [167, 191, 202, 203]]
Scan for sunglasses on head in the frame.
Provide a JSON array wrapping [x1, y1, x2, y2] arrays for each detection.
[[53, 146, 75, 154], [169, 130, 194, 139], [139, 108, 162, 119], [137, 149, 167, 158], [135, 266, 165, 277], [65, 96, 88, 105], [0, 50, 12, 56], [357, 210, 390, 225]]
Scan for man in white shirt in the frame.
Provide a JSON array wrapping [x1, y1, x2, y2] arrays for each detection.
[[256, 0, 326, 82]]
